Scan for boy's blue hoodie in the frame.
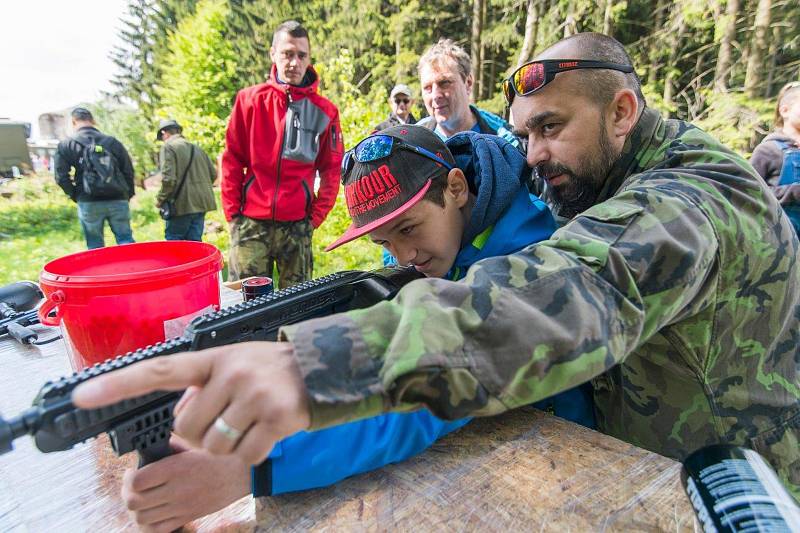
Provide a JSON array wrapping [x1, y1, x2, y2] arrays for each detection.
[[255, 132, 588, 496]]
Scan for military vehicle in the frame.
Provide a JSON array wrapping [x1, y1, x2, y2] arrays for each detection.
[[0, 120, 33, 179]]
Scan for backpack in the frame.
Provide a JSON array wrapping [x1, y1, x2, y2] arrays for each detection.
[[775, 140, 800, 234], [73, 135, 130, 199]]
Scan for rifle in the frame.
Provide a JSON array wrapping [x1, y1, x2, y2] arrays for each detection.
[[0, 267, 422, 466]]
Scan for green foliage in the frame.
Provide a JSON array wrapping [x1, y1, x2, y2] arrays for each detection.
[[693, 91, 775, 156], [316, 50, 389, 147], [156, 0, 239, 157], [110, 1, 199, 117], [90, 102, 156, 184]]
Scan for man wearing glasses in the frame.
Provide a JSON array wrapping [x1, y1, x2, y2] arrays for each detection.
[[76, 32, 800, 508], [373, 84, 418, 132]]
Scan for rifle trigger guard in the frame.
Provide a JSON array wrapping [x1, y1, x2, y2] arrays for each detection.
[[38, 290, 65, 326]]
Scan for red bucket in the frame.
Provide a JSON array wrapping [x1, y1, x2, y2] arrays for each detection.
[[38, 241, 223, 371]]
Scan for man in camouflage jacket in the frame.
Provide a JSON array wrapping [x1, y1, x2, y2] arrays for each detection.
[[75, 33, 800, 504]]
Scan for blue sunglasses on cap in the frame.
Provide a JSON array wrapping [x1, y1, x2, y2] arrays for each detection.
[[340, 134, 453, 184]]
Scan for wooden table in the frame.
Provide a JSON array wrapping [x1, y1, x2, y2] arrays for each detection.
[[0, 291, 696, 532]]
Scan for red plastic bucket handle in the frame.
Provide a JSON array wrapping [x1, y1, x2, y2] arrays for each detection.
[[38, 290, 65, 326]]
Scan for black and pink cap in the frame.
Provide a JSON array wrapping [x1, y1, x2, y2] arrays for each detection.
[[325, 125, 454, 251]]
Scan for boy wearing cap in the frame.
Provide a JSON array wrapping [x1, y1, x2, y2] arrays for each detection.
[[257, 125, 594, 494], [373, 84, 418, 132]]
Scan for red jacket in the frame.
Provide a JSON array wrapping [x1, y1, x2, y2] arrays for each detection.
[[221, 65, 343, 227]]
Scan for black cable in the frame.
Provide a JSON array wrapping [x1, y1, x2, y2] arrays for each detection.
[[32, 335, 62, 346]]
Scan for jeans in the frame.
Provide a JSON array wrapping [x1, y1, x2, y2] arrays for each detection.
[[76, 200, 135, 249], [164, 212, 205, 241]]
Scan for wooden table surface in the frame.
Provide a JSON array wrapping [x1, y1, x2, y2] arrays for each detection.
[[0, 289, 697, 532]]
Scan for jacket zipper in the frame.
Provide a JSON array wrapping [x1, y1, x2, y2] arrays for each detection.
[[273, 89, 292, 221], [301, 180, 312, 219], [239, 174, 256, 216]]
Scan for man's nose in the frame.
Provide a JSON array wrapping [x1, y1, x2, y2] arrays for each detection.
[[526, 140, 549, 169]]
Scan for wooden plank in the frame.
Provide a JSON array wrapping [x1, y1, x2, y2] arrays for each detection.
[[256, 407, 695, 531]]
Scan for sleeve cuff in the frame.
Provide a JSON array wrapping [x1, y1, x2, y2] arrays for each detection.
[[250, 459, 272, 497], [280, 321, 387, 430]]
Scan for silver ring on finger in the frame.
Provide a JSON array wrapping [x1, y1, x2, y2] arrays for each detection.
[[213, 416, 243, 442]]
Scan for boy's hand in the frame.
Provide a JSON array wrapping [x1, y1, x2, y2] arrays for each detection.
[[122, 436, 250, 532], [72, 341, 311, 466]]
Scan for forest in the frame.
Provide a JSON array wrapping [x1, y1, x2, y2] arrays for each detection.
[[103, 0, 800, 180]]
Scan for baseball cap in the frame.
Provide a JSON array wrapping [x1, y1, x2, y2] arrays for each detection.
[[390, 84, 413, 99], [156, 118, 182, 141], [325, 125, 454, 251]]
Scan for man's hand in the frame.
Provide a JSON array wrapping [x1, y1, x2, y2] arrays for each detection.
[[72, 341, 311, 466], [774, 183, 800, 205], [122, 436, 250, 533]]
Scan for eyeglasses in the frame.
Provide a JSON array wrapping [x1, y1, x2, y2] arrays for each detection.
[[502, 59, 635, 105], [340, 134, 452, 184], [394, 98, 410, 105]]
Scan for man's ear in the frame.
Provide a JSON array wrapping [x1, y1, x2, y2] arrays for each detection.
[[447, 168, 469, 208], [465, 74, 474, 95], [609, 88, 639, 139], [269, 47, 276, 63]]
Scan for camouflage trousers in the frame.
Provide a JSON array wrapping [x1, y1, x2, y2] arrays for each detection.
[[228, 216, 313, 289]]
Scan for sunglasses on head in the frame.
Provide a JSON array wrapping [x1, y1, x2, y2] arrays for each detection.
[[340, 134, 452, 184], [394, 98, 410, 104], [503, 59, 635, 105]]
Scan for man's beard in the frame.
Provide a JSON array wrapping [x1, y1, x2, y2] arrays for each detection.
[[537, 117, 619, 220]]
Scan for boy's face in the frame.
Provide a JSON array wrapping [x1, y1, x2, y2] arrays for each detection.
[[368, 170, 469, 278]]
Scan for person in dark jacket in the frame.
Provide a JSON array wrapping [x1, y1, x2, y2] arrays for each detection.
[[373, 84, 418, 132], [156, 119, 217, 241], [54, 107, 135, 249]]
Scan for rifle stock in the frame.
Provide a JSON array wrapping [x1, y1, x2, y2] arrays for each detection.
[[0, 267, 422, 466]]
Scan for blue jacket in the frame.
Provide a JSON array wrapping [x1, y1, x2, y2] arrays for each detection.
[[256, 133, 556, 496], [417, 105, 518, 147]]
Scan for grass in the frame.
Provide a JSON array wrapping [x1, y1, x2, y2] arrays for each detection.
[[0, 173, 382, 286]]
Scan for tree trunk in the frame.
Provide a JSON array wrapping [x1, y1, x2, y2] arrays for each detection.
[[488, 45, 496, 100], [646, 0, 666, 85], [603, 0, 614, 36], [765, 23, 781, 96], [395, 34, 402, 81], [714, 0, 739, 92], [744, 0, 772, 98], [563, 0, 577, 38], [480, 0, 488, 100], [663, 3, 685, 110], [471, 0, 483, 98], [517, 0, 540, 67]]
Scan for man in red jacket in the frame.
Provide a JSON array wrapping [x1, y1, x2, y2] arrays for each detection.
[[221, 20, 343, 288]]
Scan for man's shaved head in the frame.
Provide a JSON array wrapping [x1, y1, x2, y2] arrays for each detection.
[[536, 32, 645, 109]]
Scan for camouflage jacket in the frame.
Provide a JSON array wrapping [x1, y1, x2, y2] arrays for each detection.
[[281, 108, 800, 496]]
